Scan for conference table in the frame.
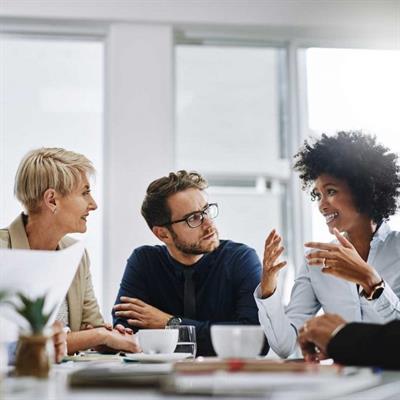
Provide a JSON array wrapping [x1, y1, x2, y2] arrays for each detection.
[[2, 356, 400, 400]]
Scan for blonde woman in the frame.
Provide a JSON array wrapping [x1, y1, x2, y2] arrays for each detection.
[[0, 148, 139, 354]]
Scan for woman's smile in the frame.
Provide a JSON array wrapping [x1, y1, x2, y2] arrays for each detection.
[[323, 211, 339, 225]]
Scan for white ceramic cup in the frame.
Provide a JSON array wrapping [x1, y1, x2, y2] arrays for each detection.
[[210, 325, 264, 358], [137, 329, 179, 354]]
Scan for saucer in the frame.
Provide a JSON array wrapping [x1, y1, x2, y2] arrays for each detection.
[[123, 352, 192, 363]]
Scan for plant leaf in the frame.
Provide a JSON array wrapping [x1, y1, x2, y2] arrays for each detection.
[[11, 292, 53, 334]]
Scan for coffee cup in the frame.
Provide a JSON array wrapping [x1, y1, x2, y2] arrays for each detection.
[[210, 325, 264, 358], [137, 329, 178, 354]]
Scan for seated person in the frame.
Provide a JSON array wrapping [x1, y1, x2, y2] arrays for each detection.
[[298, 314, 400, 370], [255, 131, 400, 358], [113, 170, 269, 356], [0, 148, 139, 354]]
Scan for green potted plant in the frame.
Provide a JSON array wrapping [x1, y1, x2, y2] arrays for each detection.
[[11, 293, 56, 378]]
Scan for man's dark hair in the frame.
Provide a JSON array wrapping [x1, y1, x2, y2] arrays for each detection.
[[141, 170, 208, 229], [293, 131, 400, 223]]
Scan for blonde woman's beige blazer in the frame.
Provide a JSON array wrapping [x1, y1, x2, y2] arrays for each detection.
[[0, 214, 104, 331]]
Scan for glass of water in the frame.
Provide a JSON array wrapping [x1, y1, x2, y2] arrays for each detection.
[[166, 325, 196, 359]]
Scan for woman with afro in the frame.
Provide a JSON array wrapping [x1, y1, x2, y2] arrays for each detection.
[[255, 131, 400, 359]]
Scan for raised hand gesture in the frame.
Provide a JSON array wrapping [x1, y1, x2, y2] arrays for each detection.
[[305, 228, 381, 294], [260, 229, 287, 298]]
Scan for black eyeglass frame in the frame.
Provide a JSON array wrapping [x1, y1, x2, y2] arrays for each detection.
[[161, 203, 219, 229]]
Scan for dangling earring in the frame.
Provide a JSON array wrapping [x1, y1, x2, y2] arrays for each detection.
[[53, 207, 57, 215]]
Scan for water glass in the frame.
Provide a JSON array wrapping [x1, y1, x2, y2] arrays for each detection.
[[166, 325, 196, 359]]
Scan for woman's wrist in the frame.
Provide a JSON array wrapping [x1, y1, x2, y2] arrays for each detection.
[[260, 272, 278, 299], [260, 285, 277, 299], [96, 327, 109, 346], [360, 267, 382, 295]]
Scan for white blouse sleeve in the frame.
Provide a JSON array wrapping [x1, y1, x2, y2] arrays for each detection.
[[254, 261, 321, 358]]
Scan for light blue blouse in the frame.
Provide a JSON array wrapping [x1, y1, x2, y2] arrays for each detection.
[[255, 222, 400, 358]]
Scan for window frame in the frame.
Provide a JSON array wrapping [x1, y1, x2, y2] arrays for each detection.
[[174, 38, 293, 271]]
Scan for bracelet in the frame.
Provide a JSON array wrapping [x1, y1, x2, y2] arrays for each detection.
[[360, 279, 385, 301]]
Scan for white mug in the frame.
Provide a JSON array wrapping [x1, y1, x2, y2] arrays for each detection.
[[137, 329, 178, 354], [211, 325, 264, 358]]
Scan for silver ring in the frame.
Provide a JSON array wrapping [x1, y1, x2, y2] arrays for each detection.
[[322, 258, 326, 268]]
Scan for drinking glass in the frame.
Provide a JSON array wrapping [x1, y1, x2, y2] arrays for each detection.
[[166, 325, 196, 359]]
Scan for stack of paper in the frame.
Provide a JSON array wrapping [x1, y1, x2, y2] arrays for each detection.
[[163, 368, 380, 398], [69, 362, 173, 388]]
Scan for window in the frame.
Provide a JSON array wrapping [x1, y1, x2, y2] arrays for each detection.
[[302, 48, 400, 242], [0, 36, 104, 307], [175, 44, 290, 261], [175, 43, 295, 312]]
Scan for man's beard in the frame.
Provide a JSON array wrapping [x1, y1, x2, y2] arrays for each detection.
[[169, 228, 220, 255]]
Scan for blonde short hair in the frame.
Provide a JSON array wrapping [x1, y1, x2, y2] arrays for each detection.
[[14, 147, 95, 213]]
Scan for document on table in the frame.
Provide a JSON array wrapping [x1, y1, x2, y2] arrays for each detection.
[[0, 241, 84, 341], [69, 362, 173, 387], [63, 352, 122, 362], [163, 368, 381, 399]]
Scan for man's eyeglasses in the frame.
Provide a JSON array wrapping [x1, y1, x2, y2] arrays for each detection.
[[163, 203, 219, 229]]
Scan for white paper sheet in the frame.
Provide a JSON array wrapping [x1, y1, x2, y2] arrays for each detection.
[[0, 241, 85, 341], [164, 369, 380, 399]]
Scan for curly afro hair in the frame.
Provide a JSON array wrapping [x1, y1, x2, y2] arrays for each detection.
[[293, 131, 400, 223]]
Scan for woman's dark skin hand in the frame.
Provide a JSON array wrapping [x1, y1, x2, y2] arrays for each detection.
[[260, 229, 287, 298], [305, 228, 381, 295]]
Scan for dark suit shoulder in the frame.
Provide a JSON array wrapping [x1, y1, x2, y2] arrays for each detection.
[[213, 240, 261, 280], [217, 240, 258, 263], [217, 240, 256, 256], [130, 244, 167, 258], [127, 245, 169, 269]]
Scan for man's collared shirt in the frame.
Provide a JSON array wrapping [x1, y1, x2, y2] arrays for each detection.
[[113, 240, 268, 356]]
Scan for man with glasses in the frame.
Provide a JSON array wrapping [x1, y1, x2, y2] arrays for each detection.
[[112, 170, 268, 356]]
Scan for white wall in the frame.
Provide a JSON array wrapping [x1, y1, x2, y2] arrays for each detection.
[[103, 24, 174, 317]]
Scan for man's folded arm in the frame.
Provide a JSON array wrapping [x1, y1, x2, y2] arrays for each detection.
[[112, 251, 149, 330]]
